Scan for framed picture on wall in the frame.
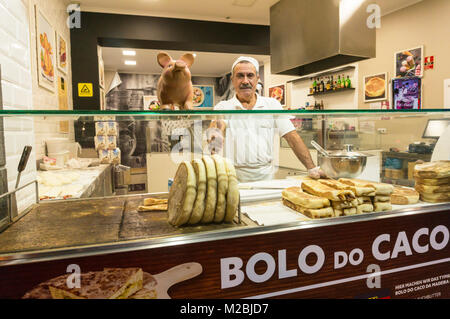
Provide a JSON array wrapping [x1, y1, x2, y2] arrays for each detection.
[[269, 83, 286, 107], [35, 5, 56, 92], [364, 72, 388, 103], [394, 46, 424, 78], [56, 32, 68, 74], [392, 77, 422, 110], [192, 85, 214, 108]]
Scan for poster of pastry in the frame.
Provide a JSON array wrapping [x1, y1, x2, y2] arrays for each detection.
[[394, 46, 423, 78], [35, 6, 55, 92], [269, 84, 285, 106], [56, 33, 67, 74], [192, 85, 213, 108], [364, 73, 388, 102]]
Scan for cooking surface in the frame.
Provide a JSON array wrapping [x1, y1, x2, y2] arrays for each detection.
[[0, 194, 255, 255]]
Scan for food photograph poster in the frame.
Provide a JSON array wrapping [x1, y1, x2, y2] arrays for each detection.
[[394, 46, 424, 78], [192, 85, 214, 108], [364, 73, 388, 103], [35, 6, 56, 92], [269, 84, 286, 107]]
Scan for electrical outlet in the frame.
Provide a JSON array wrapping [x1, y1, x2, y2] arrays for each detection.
[[378, 128, 387, 134]]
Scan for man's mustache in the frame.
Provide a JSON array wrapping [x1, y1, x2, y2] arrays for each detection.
[[239, 84, 253, 89]]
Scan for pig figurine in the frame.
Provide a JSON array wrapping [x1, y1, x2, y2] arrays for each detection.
[[157, 52, 195, 110]]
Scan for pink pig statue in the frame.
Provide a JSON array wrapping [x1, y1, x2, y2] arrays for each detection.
[[157, 52, 195, 110]]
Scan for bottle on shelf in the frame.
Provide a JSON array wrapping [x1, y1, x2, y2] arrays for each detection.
[[341, 75, 345, 89], [345, 75, 351, 89], [330, 76, 334, 91], [337, 75, 341, 90], [320, 78, 324, 92], [310, 78, 315, 94], [326, 77, 331, 91]]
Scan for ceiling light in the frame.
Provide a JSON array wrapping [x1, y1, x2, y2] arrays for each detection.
[[124, 60, 136, 65], [123, 50, 136, 56], [232, 0, 257, 7], [193, 53, 197, 57]]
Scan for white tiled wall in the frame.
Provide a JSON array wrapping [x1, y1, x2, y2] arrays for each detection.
[[0, 0, 37, 213], [0, 0, 72, 214]]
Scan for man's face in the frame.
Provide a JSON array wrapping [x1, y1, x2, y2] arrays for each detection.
[[232, 62, 259, 100]]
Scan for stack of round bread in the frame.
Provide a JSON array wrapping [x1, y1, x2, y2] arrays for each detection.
[[167, 155, 239, 227]]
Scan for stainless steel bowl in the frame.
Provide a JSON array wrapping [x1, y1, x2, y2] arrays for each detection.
[[318, 154, 367, 178], [311, 142, 370, 178]]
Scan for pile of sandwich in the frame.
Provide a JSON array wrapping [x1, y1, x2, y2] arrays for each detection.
[[413, 161, 450, 203], [282, 178, 395, 219], [167, 154, 239, 226]]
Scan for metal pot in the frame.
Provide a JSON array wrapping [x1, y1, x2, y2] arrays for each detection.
[[311, 141, 370, 179]]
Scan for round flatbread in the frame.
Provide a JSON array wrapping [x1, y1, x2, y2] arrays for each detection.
[[201, 156, 217, 223], [365, 77, 385, 98], [224, 158, 239, 223], [188, 158, 207, 224], [167, 161, 197, 226], [212, 155, 228, 223]]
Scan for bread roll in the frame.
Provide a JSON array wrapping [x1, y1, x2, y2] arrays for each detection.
[[188, 159, 207, 225], [224, 158, 239, 223], [201, 156, 217, 224], [212, 155, 228, 223], [391, 186, 419, 205]]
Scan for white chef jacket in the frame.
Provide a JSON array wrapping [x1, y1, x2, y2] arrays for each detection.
[[214, 94, 295, 182]]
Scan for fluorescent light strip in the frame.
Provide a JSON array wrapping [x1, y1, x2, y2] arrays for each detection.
[[122, 50, 136, 56], [124, 60, 136, 66]]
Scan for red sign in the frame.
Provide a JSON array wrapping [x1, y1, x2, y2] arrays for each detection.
[[425, 56, 435, 70]]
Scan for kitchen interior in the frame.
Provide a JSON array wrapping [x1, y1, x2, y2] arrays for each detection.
[[0, 0, 449, 229]]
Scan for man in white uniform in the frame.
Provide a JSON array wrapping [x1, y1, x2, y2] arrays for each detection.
[[208, 56, 325, 182]]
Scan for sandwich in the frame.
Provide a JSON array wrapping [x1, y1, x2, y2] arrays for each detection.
[[319, 178, 375, 196], [138, 204, 168, 211], [373, 195, 391, 202], [415, 183, 450, 194], [357, 203, 374, 214], [391, 186, 419, 205], [414, 176, 450, 186], [282, 198, 334, 219], [339, 178, 394, 195], [419, 192, 450, 203], [143, 198, 168, 206], [373, 202, 392, 212], [301, 179, 355, 201], [356, 196, 372, 205], [331, 199, 359, 210], [282, 187, 330, 209], [334, 207, 357, 217], [49, 268, 143, 299], [414, 161, 450, 179]]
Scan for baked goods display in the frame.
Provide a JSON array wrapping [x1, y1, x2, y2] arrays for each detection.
[[282, 178, 396, 219], [390, 186, 420, 205], [414, 161, 450, 203], [167, 155, 239, 226]]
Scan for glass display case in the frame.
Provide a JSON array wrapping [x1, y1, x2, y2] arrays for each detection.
[[0, 108, 448, 299]]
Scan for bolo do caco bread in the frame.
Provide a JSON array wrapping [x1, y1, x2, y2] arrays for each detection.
[[167, 155, 239, 226]]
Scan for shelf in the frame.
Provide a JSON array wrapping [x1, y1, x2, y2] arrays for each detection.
[[308, 88, 355, 96], [288, 65, 356, 83]]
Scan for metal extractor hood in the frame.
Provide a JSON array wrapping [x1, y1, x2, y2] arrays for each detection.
[[270, 0, 376, 75]]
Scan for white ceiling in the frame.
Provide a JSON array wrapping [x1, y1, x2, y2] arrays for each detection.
[[77, 0, 424, 25], [89, 0, 423, 76], [102, 47, 270, 77]]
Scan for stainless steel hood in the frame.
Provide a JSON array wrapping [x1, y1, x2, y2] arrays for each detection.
[[270, 0, 376, 75]]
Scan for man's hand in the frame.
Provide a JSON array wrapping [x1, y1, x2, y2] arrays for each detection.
[[308, 166, 327, 179], [207, 127, 224, 154]]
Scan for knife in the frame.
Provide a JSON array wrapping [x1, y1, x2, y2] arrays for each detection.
[[10, 146, 32, 219]]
